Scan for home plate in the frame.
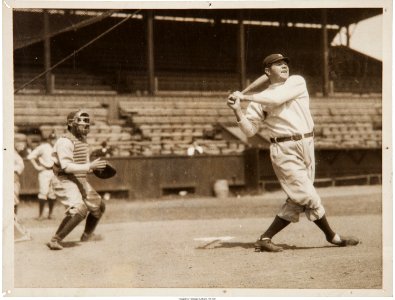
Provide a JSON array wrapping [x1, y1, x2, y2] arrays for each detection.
[[194, 236, 234, 242]]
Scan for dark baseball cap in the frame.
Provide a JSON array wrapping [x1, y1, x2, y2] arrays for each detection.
[[67, 111, 77, 121], [263, 54, 290, 68]]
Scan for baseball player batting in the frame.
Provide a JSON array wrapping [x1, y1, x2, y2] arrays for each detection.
[[227, 53, 359, 252], [47, 110, 107, 250]]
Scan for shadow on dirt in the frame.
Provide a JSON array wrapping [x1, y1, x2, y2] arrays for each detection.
[[275, 243, 336, 250], [196, 241, 255, 250], [197, 241, 335, 251], [60, 241, 82, 248]]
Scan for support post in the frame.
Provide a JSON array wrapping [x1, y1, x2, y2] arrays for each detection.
[[146, 10, 155, 95], [43, 10, 53, 94], [238, 12, 246, 90], [321, 9, 329, 97], [346, 25, 350, 47]]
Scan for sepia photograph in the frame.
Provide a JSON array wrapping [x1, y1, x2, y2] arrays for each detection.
[[3, 0, 392, 298]]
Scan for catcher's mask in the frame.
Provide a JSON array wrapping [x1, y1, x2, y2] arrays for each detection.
[[68, 110, 90, 137]]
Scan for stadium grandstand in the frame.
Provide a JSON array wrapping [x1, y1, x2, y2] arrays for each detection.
[[13, 8, 383, 198]]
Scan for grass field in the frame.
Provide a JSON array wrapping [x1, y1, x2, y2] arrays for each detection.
[[10, 184, 387, 296]]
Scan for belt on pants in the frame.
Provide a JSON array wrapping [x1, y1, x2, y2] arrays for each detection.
[[270, 131, 314, 143]]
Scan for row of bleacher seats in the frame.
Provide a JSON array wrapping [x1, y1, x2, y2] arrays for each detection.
[[119, 94, 382, 150], [14, 94, 110, 126], [19, 122, 243, 157], [127, 139, 246, 156], [14, 93, 382, 156], [14, 94, 246, 156], [14, 68, 116, 94], [314, 123, 382, 149], [13, 94, 136, 155], [118, 96, 247, 153], [119, 97, 236, 126], [308, 97, 381, 149], [39, 122, 139, 157]]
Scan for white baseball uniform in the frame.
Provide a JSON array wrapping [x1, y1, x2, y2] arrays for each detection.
[[27, 142, 56, 200], [14, 150, 25, 207], [52, 133, 102, 218], [237, 75, 325, 222]]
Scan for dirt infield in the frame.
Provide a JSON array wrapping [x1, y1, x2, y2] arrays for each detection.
[[12, 185, 384, 295]]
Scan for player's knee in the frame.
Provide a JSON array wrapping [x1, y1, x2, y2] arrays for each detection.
[[277, 205, 301, 223], [305, 205, 325, 221], [90, 210, 102, 219], [90, 202, 105, 219], [38, 194, 47, 201], [67, 204, 88, 218], [278, 200, 304, 223], [278, 212, 299, 223]]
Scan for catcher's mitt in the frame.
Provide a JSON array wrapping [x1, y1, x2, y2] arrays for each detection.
[[93, 163, 117, 179]]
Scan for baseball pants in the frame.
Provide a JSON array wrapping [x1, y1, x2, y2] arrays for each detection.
[[269, 136, 325, 222], [37, 169, 56, 200], [52, 175, 103, 218]]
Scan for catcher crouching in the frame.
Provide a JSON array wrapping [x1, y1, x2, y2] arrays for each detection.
[[47, 110, 115, 250]]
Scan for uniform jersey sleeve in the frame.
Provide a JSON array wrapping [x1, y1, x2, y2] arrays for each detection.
[[26, 144, 42, 160], [14, 150, 25, 175], [252, 75, 306, 108], [54, 137, 74, 170], [237, 102, 265, 137]]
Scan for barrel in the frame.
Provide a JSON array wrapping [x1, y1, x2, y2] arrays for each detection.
[[213, 179, 229, 198]]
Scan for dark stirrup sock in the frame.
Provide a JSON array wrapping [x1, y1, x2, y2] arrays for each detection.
[[38, 199, 46, 217], [55, 215, 72, 236], [83, 213, 101, 236], [54, 214, 84, 241], [313, 214, 336, 241], [261, 215, 291, 239], [48, 199, 56, 216]]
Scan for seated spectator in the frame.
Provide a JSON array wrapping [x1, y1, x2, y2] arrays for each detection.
[[90, 141, 113, 160], [187, 140, 204, 156], [142, 147, 153, 156]]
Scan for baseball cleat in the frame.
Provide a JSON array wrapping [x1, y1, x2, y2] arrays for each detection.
[[254, 237, 283, 252], [329, 234, 360, 247], [46, 240, 63, 250], [80, 233, 103, 242]]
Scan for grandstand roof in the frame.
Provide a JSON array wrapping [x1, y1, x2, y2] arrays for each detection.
[[149, 8, 382, 27], [13, 8, 382, 50]]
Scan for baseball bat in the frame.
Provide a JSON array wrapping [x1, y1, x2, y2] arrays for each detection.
[[242, 73, 269, 94], [228, 74, 269, 103]]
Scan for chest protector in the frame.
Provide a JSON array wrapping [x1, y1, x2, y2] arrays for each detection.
[[54, 133, 89, 180]]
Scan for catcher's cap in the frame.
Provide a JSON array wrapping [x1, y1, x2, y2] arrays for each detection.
[[263, 54, 289, 68], [67, 110, 78, 123]]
